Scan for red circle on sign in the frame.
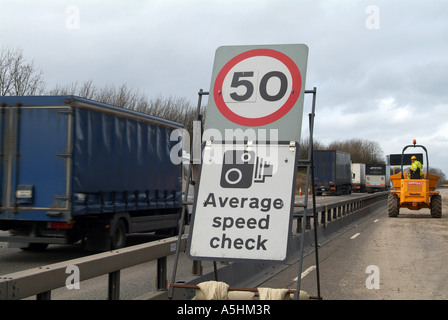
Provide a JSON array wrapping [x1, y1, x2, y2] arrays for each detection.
[[214, 48, 302, 127]]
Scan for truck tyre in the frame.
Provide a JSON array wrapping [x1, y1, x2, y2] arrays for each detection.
[[388, 193, 399, 217], [111, 219, 127, 249], [430, 195, 442, 218], [21, 243, 49, 251]]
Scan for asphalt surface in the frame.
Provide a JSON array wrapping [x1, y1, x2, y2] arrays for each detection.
[[2, 190, 447, 300], [260, 188, 448, 300], [0, 192, 360, 275]]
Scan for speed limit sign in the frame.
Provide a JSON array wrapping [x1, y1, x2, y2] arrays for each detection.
[[204, 44, 308, 143]]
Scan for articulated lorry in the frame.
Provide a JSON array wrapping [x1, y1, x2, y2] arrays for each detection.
[[351, 163, 366, 193], [313, 150, 352, 196], [365, 164, 390, 193], [0, 96, 184, 251]]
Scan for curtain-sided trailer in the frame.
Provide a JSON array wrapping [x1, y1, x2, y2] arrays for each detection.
[[0, 96, 184, 251], [313, 150, 352, 196]]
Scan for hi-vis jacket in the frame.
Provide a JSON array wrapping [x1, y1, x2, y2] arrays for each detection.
[[409, 160, 423, 177]]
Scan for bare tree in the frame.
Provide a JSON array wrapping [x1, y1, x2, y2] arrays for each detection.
[[429, 167, 447, 186], [47, 81, 201, 138], [298, 136, 326, 160], [327, 138, 385, 164], [0, 47, 45, 96]]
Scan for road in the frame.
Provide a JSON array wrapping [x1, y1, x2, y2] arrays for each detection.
[[261, 188, 448, 300], [2, 190, 447, 300], [0, 192, 345, 300], [0, 231, 220, 300], [0, 192, 359, 275]]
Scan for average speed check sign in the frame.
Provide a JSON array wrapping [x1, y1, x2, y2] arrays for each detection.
[[204, 44, 308, 143], [187, 141, 299, 262]]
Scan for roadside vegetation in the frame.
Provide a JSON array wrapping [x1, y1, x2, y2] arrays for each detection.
[[1, 46, 446, 187]]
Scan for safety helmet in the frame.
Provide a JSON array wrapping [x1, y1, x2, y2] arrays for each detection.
[[411, 156, 417, 160]]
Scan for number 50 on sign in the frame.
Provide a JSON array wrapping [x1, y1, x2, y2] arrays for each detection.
[[204, 44, 308, 143]]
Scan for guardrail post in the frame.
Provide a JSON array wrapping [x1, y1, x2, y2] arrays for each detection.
[[0, 236, 188, 300], [296, 217, 302, 233], [108, 271, 120, 300], [192, 260, 203, 275], [36, 290, 51, 300], [157, 257, 167, 290]]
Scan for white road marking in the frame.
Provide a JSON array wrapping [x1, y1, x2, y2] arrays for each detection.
[[373, 219, 379, 223], [293, 265, 316, 281], [350, 233, 361, 239]]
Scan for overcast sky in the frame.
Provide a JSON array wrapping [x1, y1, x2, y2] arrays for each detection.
[[1, 0, 447, 176]]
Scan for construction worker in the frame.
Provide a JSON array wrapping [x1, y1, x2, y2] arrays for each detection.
[[409, 155, 423, 179]]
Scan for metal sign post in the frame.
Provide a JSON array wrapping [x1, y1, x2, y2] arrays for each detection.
[[295, 87, 321, 300]]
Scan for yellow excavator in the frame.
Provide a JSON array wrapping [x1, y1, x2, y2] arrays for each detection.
[[388, 140, 442, 218]]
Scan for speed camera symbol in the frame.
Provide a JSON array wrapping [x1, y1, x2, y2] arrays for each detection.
[[220, 150, 273, 189]]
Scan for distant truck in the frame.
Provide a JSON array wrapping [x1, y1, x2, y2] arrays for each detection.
[[365, 164, 390, 193], [0, 96, 184, 251], [351, 163, 366, 193], [313, 150, 352, 196]]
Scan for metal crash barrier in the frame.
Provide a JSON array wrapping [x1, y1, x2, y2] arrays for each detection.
[[293, 192, 388, 233], [0, 235, 188, 300]]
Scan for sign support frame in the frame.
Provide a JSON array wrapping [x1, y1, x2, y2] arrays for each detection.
[[294, 87, 321, 300], [168, 87, 322, 300]]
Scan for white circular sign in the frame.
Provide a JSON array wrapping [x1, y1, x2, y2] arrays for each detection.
[[214, 49, 302, 127]]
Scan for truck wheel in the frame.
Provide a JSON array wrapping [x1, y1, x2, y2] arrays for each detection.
[[388, 193, 399, 217], [21, 243, 49, 251], [111, 219, 127, 249], [430, 195, 442, 218]]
